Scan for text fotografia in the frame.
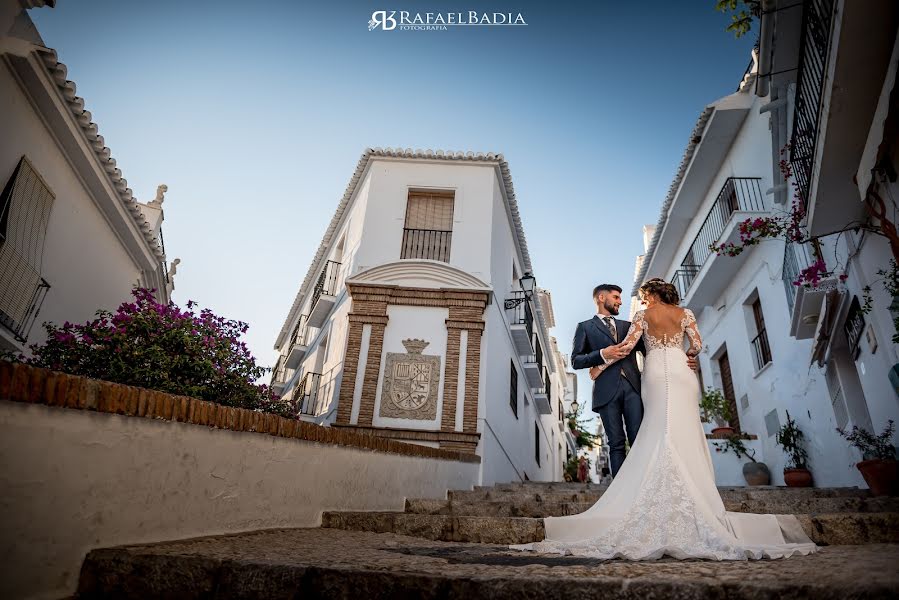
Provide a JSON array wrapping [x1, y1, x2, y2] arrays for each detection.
[[369, 11, 528, 31]]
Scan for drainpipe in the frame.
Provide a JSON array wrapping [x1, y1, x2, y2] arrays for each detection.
[[755, 0, 777, 98]]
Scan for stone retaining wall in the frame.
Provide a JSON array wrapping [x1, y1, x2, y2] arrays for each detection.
[[0, 361, 480, 599]]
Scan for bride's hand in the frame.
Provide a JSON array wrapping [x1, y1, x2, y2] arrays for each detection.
[[589, 365, 602, 380]]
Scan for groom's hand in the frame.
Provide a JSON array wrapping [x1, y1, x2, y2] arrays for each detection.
[[602, 344, 629, 361], [687, 356, 699, 371]]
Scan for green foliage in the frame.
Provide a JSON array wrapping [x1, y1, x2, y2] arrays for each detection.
[[566, 403, 598, 448], [713, 434, 757, 463], [24, 287, 295, 418], [715, 0, 761, 38], [776, 410, 810, 470], [837, 420, 897, 461], [699, 387, 733, 425]]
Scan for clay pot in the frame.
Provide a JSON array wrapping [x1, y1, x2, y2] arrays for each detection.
[[742, 461, 771, 486], [856, 459, 899, 496], [710, 426, 736, 439], [784, 468, 813, 487]]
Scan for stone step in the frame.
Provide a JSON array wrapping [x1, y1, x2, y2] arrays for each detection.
[[405, 496, 899, 518], [321, 511, 543, 545], [405, 498, 596, 518], [444, 487, 874, 512], [323, 510, 899, 546], [76, 529, 899, 599]]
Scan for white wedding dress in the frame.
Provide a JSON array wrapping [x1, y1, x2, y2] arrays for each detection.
[[513, 308, 818, 561]]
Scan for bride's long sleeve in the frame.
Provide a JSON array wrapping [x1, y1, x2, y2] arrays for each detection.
[[590, 311, 644, 378], [684, 308, 702, 357]]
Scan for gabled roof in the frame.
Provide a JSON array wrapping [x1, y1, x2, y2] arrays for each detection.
[[275, 147, 534, 347], [34, 48, 165, 260]]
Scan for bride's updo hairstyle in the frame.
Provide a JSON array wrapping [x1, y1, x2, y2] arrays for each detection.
[[640, 277, 680, 305]]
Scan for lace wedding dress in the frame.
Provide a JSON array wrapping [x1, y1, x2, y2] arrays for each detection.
[[513, 308, 818, 561]]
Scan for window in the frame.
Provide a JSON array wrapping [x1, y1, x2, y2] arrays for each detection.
[[749, 298, 772, 370], [0, 157, 54, 342], [400, 190, 453, 262], [534, 421, 540, 466], [509, 360, 518, 418], [825, 361, 849, 429], [717, 350, 741, 431]]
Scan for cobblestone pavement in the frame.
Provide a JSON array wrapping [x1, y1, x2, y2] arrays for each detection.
[[78, 528, 899, 599]]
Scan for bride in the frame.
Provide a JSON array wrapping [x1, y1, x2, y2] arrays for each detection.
[[513, 278, 818, 560]]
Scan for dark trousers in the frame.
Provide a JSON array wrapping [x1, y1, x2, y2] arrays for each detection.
[[596, 383, 644, 477]]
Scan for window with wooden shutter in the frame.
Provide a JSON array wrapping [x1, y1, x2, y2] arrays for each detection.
[[0, 157, 54, 342], [401, 190, 453, 262], [718, 350, 741, 432], [749, 298, 772, 370]]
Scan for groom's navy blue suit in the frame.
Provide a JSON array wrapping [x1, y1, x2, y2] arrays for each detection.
[[571, 315, 645, 477]]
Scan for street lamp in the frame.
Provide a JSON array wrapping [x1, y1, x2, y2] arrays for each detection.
[[570, 399, 579, 414], [504, 271, 536, 309]]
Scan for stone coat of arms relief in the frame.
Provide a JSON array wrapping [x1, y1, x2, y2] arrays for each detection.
[[379, 338, 441, 420]]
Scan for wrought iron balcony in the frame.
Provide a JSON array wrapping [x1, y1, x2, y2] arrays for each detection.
[[295, 371, 323, 417], [531, 365, 552, 415], [670, 265, 701, 301], [670, 177, 764, 302], [789, 0, 835, 206], [270, 356, 288, 392], [682, 177, 764, 269], [506, 291, 535, 355], [308, 260, 341, 328], [750, 328, 773, 372], [401, 228, 452, 262], [285, 314, 310, 369]]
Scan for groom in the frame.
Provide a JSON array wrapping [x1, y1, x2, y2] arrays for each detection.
[[571, 284, 696, 476]]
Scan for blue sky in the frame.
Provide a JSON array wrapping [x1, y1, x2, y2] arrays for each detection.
[[31, 1, 755, 410]]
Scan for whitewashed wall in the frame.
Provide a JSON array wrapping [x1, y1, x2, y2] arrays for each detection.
[[0, 401, 480, 600], [0, 63, 144, 350]]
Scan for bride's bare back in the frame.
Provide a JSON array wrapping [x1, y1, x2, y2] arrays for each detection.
[[638, 305, 702, 356]]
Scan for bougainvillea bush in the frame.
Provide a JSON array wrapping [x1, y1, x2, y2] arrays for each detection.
[[22, 287, 294, 418]]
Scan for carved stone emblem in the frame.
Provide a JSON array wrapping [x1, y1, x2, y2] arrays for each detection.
[[379, 338, 440, 420]]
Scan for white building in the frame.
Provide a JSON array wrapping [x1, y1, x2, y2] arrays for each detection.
[[0, 0, 177, 354], [633, 0, 898, 488], [271, 148, 575, 484]]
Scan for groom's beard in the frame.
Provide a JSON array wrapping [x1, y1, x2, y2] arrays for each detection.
[[605, 302, 620, 315]]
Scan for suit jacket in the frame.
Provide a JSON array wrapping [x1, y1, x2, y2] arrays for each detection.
[[571, 315, 645, 410]]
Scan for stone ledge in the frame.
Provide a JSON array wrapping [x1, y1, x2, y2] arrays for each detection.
[[76, 529, 899, 600], [0, 360, 480, 464]]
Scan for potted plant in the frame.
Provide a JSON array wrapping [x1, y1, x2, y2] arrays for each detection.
[[837, 420, 897, 496], [714, 434, 771, 486], [776, 410, 812, 487], [700, 387, 735, 438]]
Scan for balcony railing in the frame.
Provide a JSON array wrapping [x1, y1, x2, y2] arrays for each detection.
[[400, 228, 452, 262], [506, 291, 534, 342], [681, 177, 765, 270], [271, 356, 288, 387], [782, 242, 815, 312], [290, 314, 310, 348], [311, 260, 341, 312], [670, 265, 702, 301], [296, 371, 323, 416], [750, 328, 773, 371], [789, 0, 835, 206]]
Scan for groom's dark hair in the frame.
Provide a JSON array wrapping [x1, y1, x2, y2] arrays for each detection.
[[593, 284, 622, 297]]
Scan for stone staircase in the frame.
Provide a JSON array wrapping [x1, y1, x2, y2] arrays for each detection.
[[322, 481, 899, 546], [74, 482, 899, 598]]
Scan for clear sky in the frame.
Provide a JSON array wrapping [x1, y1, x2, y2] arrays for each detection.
[[31, 1, 756, 413]]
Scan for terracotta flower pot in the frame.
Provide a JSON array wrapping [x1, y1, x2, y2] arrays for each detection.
[[856, 459, 899, 496], [742, 461, 771, 486], [784, 468, 813, 487], [710, 426, 735, 439]]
